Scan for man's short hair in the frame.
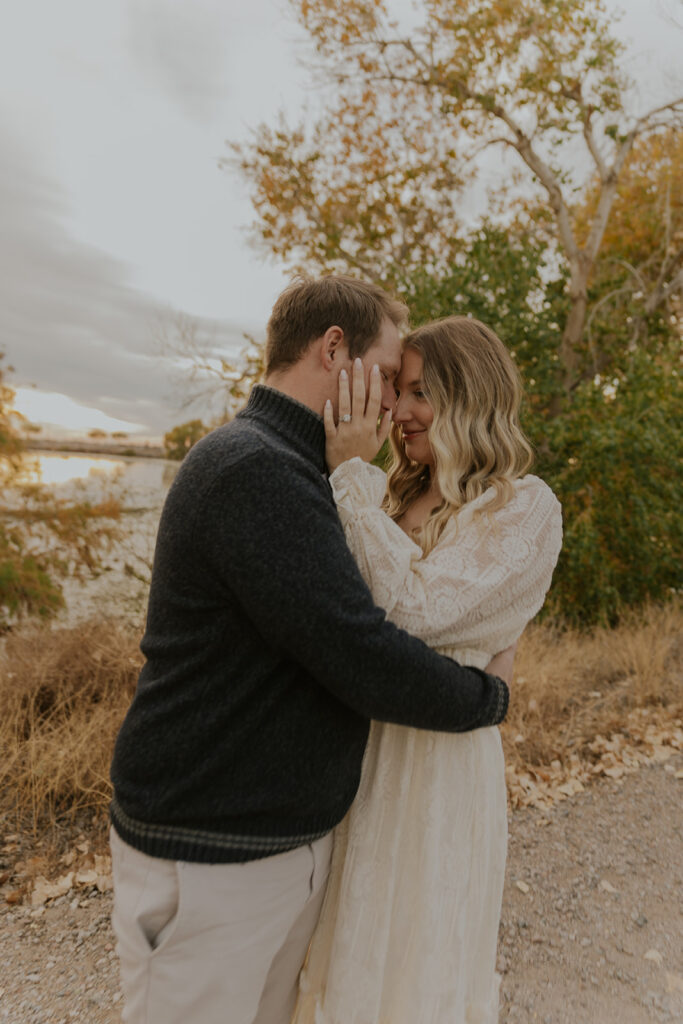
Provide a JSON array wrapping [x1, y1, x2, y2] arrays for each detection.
[[265, 275, 408, 374]]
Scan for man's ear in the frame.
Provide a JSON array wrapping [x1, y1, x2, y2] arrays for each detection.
[[320, 326, 346, 371]]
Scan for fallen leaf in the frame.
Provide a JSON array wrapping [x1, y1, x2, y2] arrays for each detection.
[[644, 949, 664, 965], [599, 880, 618, 894], [94, 854, 111, 875], [75, 869, 98, 886], [31, 872, 74, 907], [557, 779, 585, 796], [515, 880, 530, 894]]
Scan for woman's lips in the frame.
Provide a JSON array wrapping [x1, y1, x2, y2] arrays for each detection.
[[402, 430, 425, 441]]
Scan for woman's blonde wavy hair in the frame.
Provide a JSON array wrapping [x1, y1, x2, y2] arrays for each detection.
[[384, 315, 533, 555]]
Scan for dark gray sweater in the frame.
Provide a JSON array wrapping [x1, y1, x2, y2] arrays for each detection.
[[110, 385, 509, 862]]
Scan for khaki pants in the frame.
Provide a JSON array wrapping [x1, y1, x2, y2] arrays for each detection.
[[110, 827, 333, 1024]]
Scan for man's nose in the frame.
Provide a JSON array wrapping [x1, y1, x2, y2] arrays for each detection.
[[381, 382, 397, 414]]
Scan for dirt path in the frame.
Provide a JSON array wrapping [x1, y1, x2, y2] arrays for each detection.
[[1, 759, 681, 1024], [498, 758, 683, 1023]]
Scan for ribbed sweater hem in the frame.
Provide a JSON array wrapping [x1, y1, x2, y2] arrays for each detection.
[[109, 796, 336, 864]]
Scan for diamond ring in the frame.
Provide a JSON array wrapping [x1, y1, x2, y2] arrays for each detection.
[[341, 414, 352, 423]]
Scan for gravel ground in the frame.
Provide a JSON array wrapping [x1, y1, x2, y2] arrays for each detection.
[[1, 759, 681, 1024]]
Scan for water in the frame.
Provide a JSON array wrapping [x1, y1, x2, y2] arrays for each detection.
[[15, 451, 179, 509], [10, 451, 181, 626]]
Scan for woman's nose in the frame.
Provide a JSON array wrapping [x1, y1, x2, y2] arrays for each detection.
[[393, 396, 409, 422]]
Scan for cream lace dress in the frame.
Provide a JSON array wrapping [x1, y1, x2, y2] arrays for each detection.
[[292, 458, 563, 1024]]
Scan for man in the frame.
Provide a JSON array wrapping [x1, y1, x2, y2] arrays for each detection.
[[110, 276, 511, 1024]]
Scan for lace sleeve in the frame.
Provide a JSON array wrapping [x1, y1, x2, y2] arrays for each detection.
[[329, 458, 563, 652]]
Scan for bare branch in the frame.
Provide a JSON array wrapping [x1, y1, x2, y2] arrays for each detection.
[[645, 264, 683, 314], [633, 96, 683, 135], [585, 283, 632, 367], [582, 130, 639, 266], [605, 257, 648, 291], [582, 109, 608, 181]]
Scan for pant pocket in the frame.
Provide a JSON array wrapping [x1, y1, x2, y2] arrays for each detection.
[[111, 835, 183, 958], [139, 860, 185, 955]]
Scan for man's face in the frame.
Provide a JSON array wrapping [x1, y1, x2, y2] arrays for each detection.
[[357, 317, 402, 414]]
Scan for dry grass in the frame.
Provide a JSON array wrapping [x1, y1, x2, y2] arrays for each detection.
[[0, 620, 142, 840], [501, 600, 682, 772], [0, 604, 680, 843]]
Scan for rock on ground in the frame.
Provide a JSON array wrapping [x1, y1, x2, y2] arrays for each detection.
[[1, 760, 681, 1024]]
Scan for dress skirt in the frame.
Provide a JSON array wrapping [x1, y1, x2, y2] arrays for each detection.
[[292, 720, 507, 1024]]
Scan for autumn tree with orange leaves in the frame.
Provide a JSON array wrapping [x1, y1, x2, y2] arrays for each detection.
[[232, 0, 682, 398], [226, 0, 683, 626]]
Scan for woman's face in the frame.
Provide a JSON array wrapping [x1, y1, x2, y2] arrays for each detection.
[[394, 348, 434, 467]]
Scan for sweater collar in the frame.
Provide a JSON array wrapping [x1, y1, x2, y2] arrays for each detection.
[[239, 384, 327, 473]]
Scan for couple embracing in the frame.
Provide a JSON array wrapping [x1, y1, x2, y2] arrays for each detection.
[[109, 275, 562, 1024]]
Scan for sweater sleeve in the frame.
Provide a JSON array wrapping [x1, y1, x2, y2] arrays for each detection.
[[329, 458, 563, 654], [202, 449, 509, 732]]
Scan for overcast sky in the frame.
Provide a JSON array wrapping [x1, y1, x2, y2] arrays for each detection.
[[1, 0, 680, 436]]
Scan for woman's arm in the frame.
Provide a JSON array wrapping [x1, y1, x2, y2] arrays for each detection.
[[329, 458, 562, 650]]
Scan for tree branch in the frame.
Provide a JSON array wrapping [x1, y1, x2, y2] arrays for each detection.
[[633, 96, 683, 134], [582, 108, 608, 181]]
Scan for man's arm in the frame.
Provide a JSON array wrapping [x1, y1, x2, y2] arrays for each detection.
[[204, 449, 508, 733]]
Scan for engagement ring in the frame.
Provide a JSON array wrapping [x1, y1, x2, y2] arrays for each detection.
[[341, 414, 352, 423]]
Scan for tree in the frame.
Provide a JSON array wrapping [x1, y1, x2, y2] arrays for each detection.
[[231, 0, 682, 397], [0, 357, 120, 628], [163, 419, 210, 461], [403, 221, 568, 416], [574, 127, 683, 368], [539, 345, 682, 625], [157, 312, 266, 423], [400, 210, 681, 624]]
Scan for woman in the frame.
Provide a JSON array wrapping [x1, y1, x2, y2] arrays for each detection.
[[292, 316, 563, 1024]]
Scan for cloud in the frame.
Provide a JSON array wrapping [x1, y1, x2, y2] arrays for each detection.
[[126, 0, 233, 122], [0, 134, 247, 434]]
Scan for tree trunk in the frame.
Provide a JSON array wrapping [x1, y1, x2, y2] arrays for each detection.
[[545, 256, 591, 418], [560, 255, 592, 391]]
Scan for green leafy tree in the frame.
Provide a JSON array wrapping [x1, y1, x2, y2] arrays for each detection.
[[540, 347, 682, 624], [401, 225, 681, 625]]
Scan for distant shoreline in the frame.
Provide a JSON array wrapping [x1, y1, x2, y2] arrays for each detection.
[[24, 438, 165, 459]]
